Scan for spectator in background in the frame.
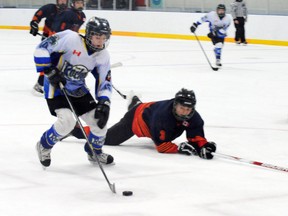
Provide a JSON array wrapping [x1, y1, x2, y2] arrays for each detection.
[[231, 0, 248, 45]]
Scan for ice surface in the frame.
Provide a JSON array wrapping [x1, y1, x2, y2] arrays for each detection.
[[0, 30, 288, 216]]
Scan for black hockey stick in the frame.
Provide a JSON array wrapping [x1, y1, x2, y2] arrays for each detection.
[[112, 85, 127, 99], [37, 32, 47, 39], [193, 32, 219, 71], [59, 82, 116, 193], [109, 62, 127, 99]]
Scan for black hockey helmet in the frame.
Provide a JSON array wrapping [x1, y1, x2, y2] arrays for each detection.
[[173, 88, 196, 121], [216, 4, 226, 18], [71, 0, 84, 11], [85, 17, 111, 52], [56, 0, 68, 12]]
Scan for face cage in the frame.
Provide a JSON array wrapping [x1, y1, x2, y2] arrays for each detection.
[[57, 1, 68, 11], [71, 0, 84, 11], [86, 32, 111, 52], [172, 102, 195, 122], [217, 10, 226, 18]]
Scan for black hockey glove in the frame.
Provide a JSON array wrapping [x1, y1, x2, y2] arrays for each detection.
[[43, 66, 66, 88], [30, 20, 39, 36], [190, 23, 198, 33], [178, 142, 198, 156], [207, 32, 216, 39], [199, 142, 216, 159], [94, 99, 110, 129]]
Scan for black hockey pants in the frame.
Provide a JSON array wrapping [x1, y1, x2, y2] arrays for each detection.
[[234, 17, 246, 43]]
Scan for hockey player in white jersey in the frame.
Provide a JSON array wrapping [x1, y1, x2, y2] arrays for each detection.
[[34, 17, 114, 167], [190, 4, 231, 67]]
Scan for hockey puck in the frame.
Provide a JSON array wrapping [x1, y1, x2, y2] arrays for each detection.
[[122, 191, 133, 196]]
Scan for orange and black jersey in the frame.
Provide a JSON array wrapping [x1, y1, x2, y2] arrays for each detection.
[[132, 99, 207, 153], [52, 8, 86, 33], [31, 4, 61, 36]]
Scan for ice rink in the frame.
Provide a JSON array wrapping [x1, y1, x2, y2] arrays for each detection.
[[0, 29, 288, 216]]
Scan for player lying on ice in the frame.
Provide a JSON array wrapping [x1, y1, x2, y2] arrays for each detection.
[[99, 88, 217, 159]]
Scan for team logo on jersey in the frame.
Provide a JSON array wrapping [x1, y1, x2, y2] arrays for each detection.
[[73, 50, 81, 56], [61, 61, 89, 81], [40, 35, 59, 48], [100, 83, 112, 92], [182, 121, 190, 127]]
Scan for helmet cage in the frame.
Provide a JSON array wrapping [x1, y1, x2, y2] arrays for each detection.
[[172, 89, 197, 121], [56, 0, 68, 12], [216, 4, 226, 18], [85, 17, 111, 52], [71, 0, 84, 11]]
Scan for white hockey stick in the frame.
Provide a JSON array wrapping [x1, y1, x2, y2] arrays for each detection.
[[111, 62, 123, 68], [213, 152, 288, 173]]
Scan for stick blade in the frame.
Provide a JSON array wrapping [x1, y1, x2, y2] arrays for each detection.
[[111, 62, 123, 68], [110, 183, 116, 193]]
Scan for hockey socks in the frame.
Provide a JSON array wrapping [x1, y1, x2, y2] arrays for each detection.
[[40, 125, 62, 149]]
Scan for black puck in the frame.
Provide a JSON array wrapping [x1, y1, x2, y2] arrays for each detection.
[[122, 191, 133, 196]]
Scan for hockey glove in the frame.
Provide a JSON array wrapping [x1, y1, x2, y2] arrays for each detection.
[[207, 32, 216, 39], [199, 142, 216, 159], [190, 23, 198, 33], [30, 20, 39, 36], [44, 66, 66, 88], [94, 99, 110, 129], [178, 142, 198, 156]]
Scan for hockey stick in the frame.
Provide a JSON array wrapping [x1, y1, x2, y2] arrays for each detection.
[[111, 62, 123, 69], [109, 62, 127, 99], [59, 82, 116, 193], [37, 32, 47, 39], [213, 152, 288, 173], [112, 85, 127, 99], [193, 32, 219, 71]]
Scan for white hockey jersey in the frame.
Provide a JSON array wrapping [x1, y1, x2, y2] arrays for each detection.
[[34, 30, 112, 101], [196, 11, 231, 38]]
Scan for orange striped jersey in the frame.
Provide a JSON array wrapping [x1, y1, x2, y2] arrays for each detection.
[[132, 99, 207, 153]]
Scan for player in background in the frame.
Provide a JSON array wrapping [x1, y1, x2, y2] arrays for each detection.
[[52, 0, 86, 33], [231, 0, 248, 45], [34, 17, 114, 167], [103, 89, 217, 160], [31, 0, 87, 140], [190, 4, 231, 67], [30, 0, 68, 94]]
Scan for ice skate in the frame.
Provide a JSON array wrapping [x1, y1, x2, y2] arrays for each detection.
[[36, 141, 51, 167], [127, 91, 142, 110], [33, 82, 44, 94], [216, 59, 222, 67], [87, 151, 114, 165]]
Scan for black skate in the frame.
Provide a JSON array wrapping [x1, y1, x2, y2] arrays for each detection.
[[127, 91, 142, 110], [33, 82, 44, 94]]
